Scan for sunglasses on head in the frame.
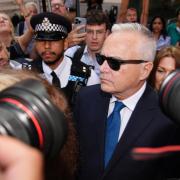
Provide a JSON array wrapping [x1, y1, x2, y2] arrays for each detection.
[[96, 53, 148, 71]]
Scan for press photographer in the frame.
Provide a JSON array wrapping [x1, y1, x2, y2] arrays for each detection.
[[0, 69, 78, 180]]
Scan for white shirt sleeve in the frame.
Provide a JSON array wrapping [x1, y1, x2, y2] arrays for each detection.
[[64, 45, 81, 58], [9, 60, 22, 70]]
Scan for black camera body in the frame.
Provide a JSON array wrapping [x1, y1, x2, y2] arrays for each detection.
[[159, 69, 180, 125], [0, 79, 67, 158]]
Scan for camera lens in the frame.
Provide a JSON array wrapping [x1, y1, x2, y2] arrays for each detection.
[[75, 18, 81, 24], [0, 79, 67, 158], [159, 70, 180, 125]]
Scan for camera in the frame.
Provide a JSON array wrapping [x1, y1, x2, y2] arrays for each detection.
[[159, 69, 180, 124], [0, 79, 67, 158], [75, 18, 81, 24], [74, 17, 86, 25]]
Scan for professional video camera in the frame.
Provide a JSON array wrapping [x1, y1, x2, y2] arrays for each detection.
[[0, 79, 67, 158]]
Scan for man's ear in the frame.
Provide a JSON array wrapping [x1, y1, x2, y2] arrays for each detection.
[[140, 61, 153, 80]]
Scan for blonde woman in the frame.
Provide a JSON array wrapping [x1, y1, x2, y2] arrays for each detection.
[[0, 12, 33, 60]]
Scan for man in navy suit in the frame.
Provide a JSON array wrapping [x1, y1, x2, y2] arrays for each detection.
[[74, 23, 180, 180]]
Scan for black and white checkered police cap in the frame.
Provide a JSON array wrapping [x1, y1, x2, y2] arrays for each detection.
[[30, 12, 72, 41]]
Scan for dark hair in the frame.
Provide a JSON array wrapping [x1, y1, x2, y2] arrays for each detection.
[[127, 8, 137, 13], [85, 10, 110, 30], [149, 16, 167, 39], [87, 0, 103, 11]]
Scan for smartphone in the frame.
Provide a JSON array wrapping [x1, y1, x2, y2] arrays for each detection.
[[74, 17, 87, 33]]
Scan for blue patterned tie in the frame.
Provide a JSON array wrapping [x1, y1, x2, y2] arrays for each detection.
[[104, 101, 125, 167]]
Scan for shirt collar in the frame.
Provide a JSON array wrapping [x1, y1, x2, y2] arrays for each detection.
[[111, 82, 147, 111], [83, 45, 88, 55], [83, 45, 95, 60], [42, 57, 66, 75], [83, 45, 99, 67], [42, 56, 72, 88], [159, 35, 164, 40]]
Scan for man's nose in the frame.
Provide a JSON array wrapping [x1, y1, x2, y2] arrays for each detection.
[[100, 60, 110, 72], [44, 41, 51, 48], [92, 31, 98, 39]]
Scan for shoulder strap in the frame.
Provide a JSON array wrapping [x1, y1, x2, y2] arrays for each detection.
[[30, 58, 44, 73], [66, 45, 91, 79], [9, 41, 26, 60], [71, 56, 91, 79], [63, 55, 91, 106], [72, 45, 86, 64]]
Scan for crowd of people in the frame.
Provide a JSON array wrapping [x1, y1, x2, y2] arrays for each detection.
[[0, 0, 180, 180]]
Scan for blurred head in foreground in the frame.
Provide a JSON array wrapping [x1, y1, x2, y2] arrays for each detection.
[[0, 68, 78, 180]]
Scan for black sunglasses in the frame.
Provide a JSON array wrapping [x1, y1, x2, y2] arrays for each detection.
[[96, 53, 148, 71]]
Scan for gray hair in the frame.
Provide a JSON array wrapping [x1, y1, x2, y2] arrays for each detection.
[[51, 0, 65, 5], [25, 2, 39, 13], [111, 23, 157, 61]]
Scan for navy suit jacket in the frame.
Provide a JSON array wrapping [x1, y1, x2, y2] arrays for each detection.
[[74, 84, 180, 180]]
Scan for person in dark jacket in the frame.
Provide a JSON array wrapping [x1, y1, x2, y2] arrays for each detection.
[[74, 23, 180, 180]]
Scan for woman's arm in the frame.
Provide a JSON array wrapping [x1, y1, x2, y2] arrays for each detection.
[[15, 0, 29, 18], [15, 0, 34, 53], [116, 0, 130, 23], [140, 0, 149, 26]]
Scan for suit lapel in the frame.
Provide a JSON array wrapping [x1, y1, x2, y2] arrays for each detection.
[[103, 85, 157, 176], [94, 90, 111, 172]]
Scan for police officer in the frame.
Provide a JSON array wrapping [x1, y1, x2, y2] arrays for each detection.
[[30, 12, 99, 105]]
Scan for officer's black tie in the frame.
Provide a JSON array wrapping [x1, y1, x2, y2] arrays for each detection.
[[51, 71, 61, 88]]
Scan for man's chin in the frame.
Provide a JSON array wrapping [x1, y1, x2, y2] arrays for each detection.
[[100, 83, 112, 93], [89, 46, 100, 52], [44, 60, 57, 65], [41, 51, 63, 66]]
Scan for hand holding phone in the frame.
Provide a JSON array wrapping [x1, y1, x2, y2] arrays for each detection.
[[74, 17, 87, 33]]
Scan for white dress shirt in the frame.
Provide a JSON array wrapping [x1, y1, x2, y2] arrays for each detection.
[[42, 56, 100, 88], [108, 82, 147, 141], [156, 35, 171, 51]]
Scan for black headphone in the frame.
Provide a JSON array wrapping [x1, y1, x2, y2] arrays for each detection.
[[0, 79, 67, 158]]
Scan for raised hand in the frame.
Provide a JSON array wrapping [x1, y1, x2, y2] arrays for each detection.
[[65, 25, 86, 49]]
